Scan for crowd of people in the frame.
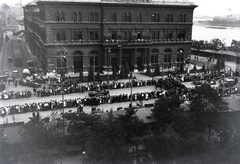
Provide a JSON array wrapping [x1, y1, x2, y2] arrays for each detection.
[[0, 78, 157, 100], [0, 89, 168, 117], [0, 70, 239, 117], [0, 90, 32, 100]]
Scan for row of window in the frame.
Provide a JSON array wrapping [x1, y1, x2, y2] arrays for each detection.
[[55, 11, 187, 23], [151, 49, 185, 64], [55, 30, 187, 41]]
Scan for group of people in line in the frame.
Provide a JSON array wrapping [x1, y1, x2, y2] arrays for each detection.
[[0, 78, 157, 100], [0, 70, 239, 118]]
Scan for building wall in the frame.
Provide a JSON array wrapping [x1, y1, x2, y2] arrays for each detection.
[[24, 0, 197, 74]]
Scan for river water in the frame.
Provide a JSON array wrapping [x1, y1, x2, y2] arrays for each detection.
[[192, 22, 240, 47]]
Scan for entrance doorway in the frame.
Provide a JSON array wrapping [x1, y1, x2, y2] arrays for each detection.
[[73, 51, 83, 72], [122, 50, 132, 71]]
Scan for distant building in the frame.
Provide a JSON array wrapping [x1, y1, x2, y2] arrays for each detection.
[[10, 3, 23, 20], [23, 0, 197, 74]]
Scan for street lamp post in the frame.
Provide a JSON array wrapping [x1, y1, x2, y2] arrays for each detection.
[[82, 151, 86, 164], [61, 50, 67, 135], [129, 72, 133, 109]]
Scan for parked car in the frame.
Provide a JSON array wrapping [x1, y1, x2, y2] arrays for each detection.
[[88, 90, 109, 97]]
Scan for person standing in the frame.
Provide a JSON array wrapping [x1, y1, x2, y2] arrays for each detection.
[[12, 114, 15, 122]]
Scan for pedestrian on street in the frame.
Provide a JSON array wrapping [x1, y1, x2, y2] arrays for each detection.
[[12, 114, 15, 122], [15, 80, 18, 87]]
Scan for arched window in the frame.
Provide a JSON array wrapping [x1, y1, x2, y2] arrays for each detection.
[[165, 14, 169, 22], [78, 32, 82, 40], [170, 14, 173, 22], [127, 13, 131, 22], [61, 31, 66, 41], [183, 14, 186, 22], [72, 12, 77, 22], [177, 49, 184, 62], [60, 12, 65, 21], [89, 13, 94, 22], [151, 49, 158, 64], [95, 31, 98, 40], [137, 13, 142, 22], [164, 48, 171, 66], [56, 31, 60, 41], [151, 14, 156, 22], [156, 14, 160, 22], [123, 31, 127, 40], [166, 31, 173, 40], [151, 31, 155, 40], [57, 52, 67, 68], [78, 12, 82, 22], [90, 51, 98, 67], [90, 31, 94, 40], [122, 13, 127, 22], [56, 12, 60, 21], [94, 13, 98, 22], [112, 13, 117, 22], [73, 31, 77, 41], [156, 31, 160, 40]]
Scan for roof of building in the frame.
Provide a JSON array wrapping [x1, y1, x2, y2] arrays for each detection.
[[1, 122, 24, 144], [99, 107, 156, 123], [31, 0, 196, 6], [193, 49, 240, 58]]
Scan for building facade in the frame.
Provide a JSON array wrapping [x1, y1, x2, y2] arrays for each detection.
[[23, 0, 197, 74]]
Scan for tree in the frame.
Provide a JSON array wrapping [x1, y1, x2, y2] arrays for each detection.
[[88, 64, 95, 82], [216, 57, 221, 70], [119, 64, 126, 78], [0, 127, 7, 163], [202, 64, 205, 72], [79, 68, 84, 82], [180, 63, 184, 73], [154, 64, 160, 76], [124, 61, 130, 75], [96, 67, 101, 82], [146, 64, 151, 75], [152, 93, 182, 131], [193, 64, 197, 72], [67, 113, 132, 164], [230, 39, 240, 52], [112, 65, 118, 79], [189, 84, 229, 140], [85, 114, 130, 164], [144, 126, 181, 162], [19, 117, 66, 164], [117, 110, 146, 143]]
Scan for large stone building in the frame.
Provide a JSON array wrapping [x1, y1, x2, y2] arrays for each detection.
[[23, 0, 197, 74]]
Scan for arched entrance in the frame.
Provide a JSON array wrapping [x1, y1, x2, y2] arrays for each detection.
[[73, 51, 83, 72], [111, 58, 117, 71], [136, 57, 142, 70], [151, 49, 159, 65], [90, 51, 98, 72], [122, 50, 132, 71]]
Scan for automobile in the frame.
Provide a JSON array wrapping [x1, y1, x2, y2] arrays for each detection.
[[12, 70, 19, 78], [88, 90, 109, 97], [3, 71, 9, 78], [27, 60, 34, 67], [7, 57, 13, 62]]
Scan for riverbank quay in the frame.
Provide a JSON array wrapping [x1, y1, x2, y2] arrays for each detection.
[[191, 48, 240, 67]]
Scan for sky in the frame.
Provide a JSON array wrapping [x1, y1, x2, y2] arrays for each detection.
[[1, 0, 240, 17]]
